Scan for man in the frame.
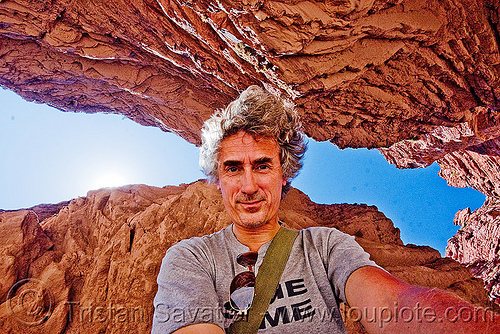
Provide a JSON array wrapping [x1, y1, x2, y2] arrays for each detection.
[[152, 86, 499, 333]]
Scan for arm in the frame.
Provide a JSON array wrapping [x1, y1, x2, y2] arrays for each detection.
[[152, 242, 224, 333], [172, 323, 224, 334], [345, 266, 500, 333]]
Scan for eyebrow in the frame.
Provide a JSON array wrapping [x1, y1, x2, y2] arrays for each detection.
[[222, 160, 242, 167], [222, 157, 274, 167], [254, 157, 273, 165]]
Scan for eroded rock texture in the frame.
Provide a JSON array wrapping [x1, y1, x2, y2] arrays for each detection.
[[380, 117, 500, 305], [2, 0, 500, 323], [0, 181, 496, 334], [442, 139, 500, 304], [446, 202, 500, 304], [0, 0, 499, 147]]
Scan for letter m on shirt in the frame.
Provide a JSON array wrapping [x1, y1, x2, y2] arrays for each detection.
[[259, 306, 291, 329]]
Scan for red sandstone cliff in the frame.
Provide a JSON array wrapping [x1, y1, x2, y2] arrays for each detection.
[[1, 0, 500, 322], [379, 118, 500, 305], [0, 0, 499, 148], [0, 181, 496, 334]]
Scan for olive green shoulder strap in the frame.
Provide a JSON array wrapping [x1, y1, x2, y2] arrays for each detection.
[[227, 227, 299, 334]]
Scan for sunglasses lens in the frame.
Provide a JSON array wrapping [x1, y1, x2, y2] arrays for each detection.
[[230, 271, 255, 294], [229, 270, 256, 312], [229, 252, 258, 313], [236, 251, 258, 267], [230, 286, 254, 311]]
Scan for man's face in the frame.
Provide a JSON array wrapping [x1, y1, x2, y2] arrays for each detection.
[[217, 130, 286, 229]]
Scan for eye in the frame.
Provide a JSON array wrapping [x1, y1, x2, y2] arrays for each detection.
[[226, 166, 239, 173], [256, 164, 270, 170]]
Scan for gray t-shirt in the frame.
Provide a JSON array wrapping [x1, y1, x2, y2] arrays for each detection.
[[152, 226, 378, 333]]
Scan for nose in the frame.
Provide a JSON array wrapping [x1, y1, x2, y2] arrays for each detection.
[[241, 169, 258, 195]]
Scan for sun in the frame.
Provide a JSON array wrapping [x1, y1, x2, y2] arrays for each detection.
[[90, 172, 129, 190]]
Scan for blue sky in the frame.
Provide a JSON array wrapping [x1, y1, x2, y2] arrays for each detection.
[[0, 88, 485, 254]]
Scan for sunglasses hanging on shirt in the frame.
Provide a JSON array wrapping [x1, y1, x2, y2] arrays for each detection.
[[229, 251, 258, 314]]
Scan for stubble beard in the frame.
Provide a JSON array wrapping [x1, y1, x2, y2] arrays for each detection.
[[236, 215, 268, 229], [233, 193, 269, 229]]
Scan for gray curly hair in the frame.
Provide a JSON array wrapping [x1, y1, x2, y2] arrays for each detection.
[[199, 85, 307, 196]]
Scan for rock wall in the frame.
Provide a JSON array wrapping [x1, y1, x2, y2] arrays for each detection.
[[0, 181, 496, 334], [442, 139, 500, 304], [446, 202, 500, 305], [1, 0, 500, 323], [0, 0, 499, 148], [379, 118, 500, 305]]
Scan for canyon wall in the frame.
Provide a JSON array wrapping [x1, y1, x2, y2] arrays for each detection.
[[0, 0, 499, 148], [379, 117, 500, 304], [0, 181, 496, 334], [1, 0, 500, 329]]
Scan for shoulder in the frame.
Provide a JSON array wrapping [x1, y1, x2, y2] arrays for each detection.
[[298, 226, 355, 246], [160, 227, 230, 274], [167, 227, 228, 255], [157, 227, 232, 286], [300, 226, 350, 236], [293, 226, 360, 261], [296, 226, 373, 266]]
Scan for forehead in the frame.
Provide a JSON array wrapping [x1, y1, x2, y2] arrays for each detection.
[[218, 131, 280, 163]]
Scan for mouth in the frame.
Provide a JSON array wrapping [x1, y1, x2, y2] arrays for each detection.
[[237, 199, 264, 210], [238, 200, 263, 205]]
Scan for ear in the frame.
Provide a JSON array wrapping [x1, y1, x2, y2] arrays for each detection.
[[282, 178, 287, 186], [216, 180, 221, 191]]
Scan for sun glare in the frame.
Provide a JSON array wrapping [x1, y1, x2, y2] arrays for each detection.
[[90, 172, 129, 190]]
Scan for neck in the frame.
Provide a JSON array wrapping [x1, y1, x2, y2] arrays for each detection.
[[232, 221, 281, 251]]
